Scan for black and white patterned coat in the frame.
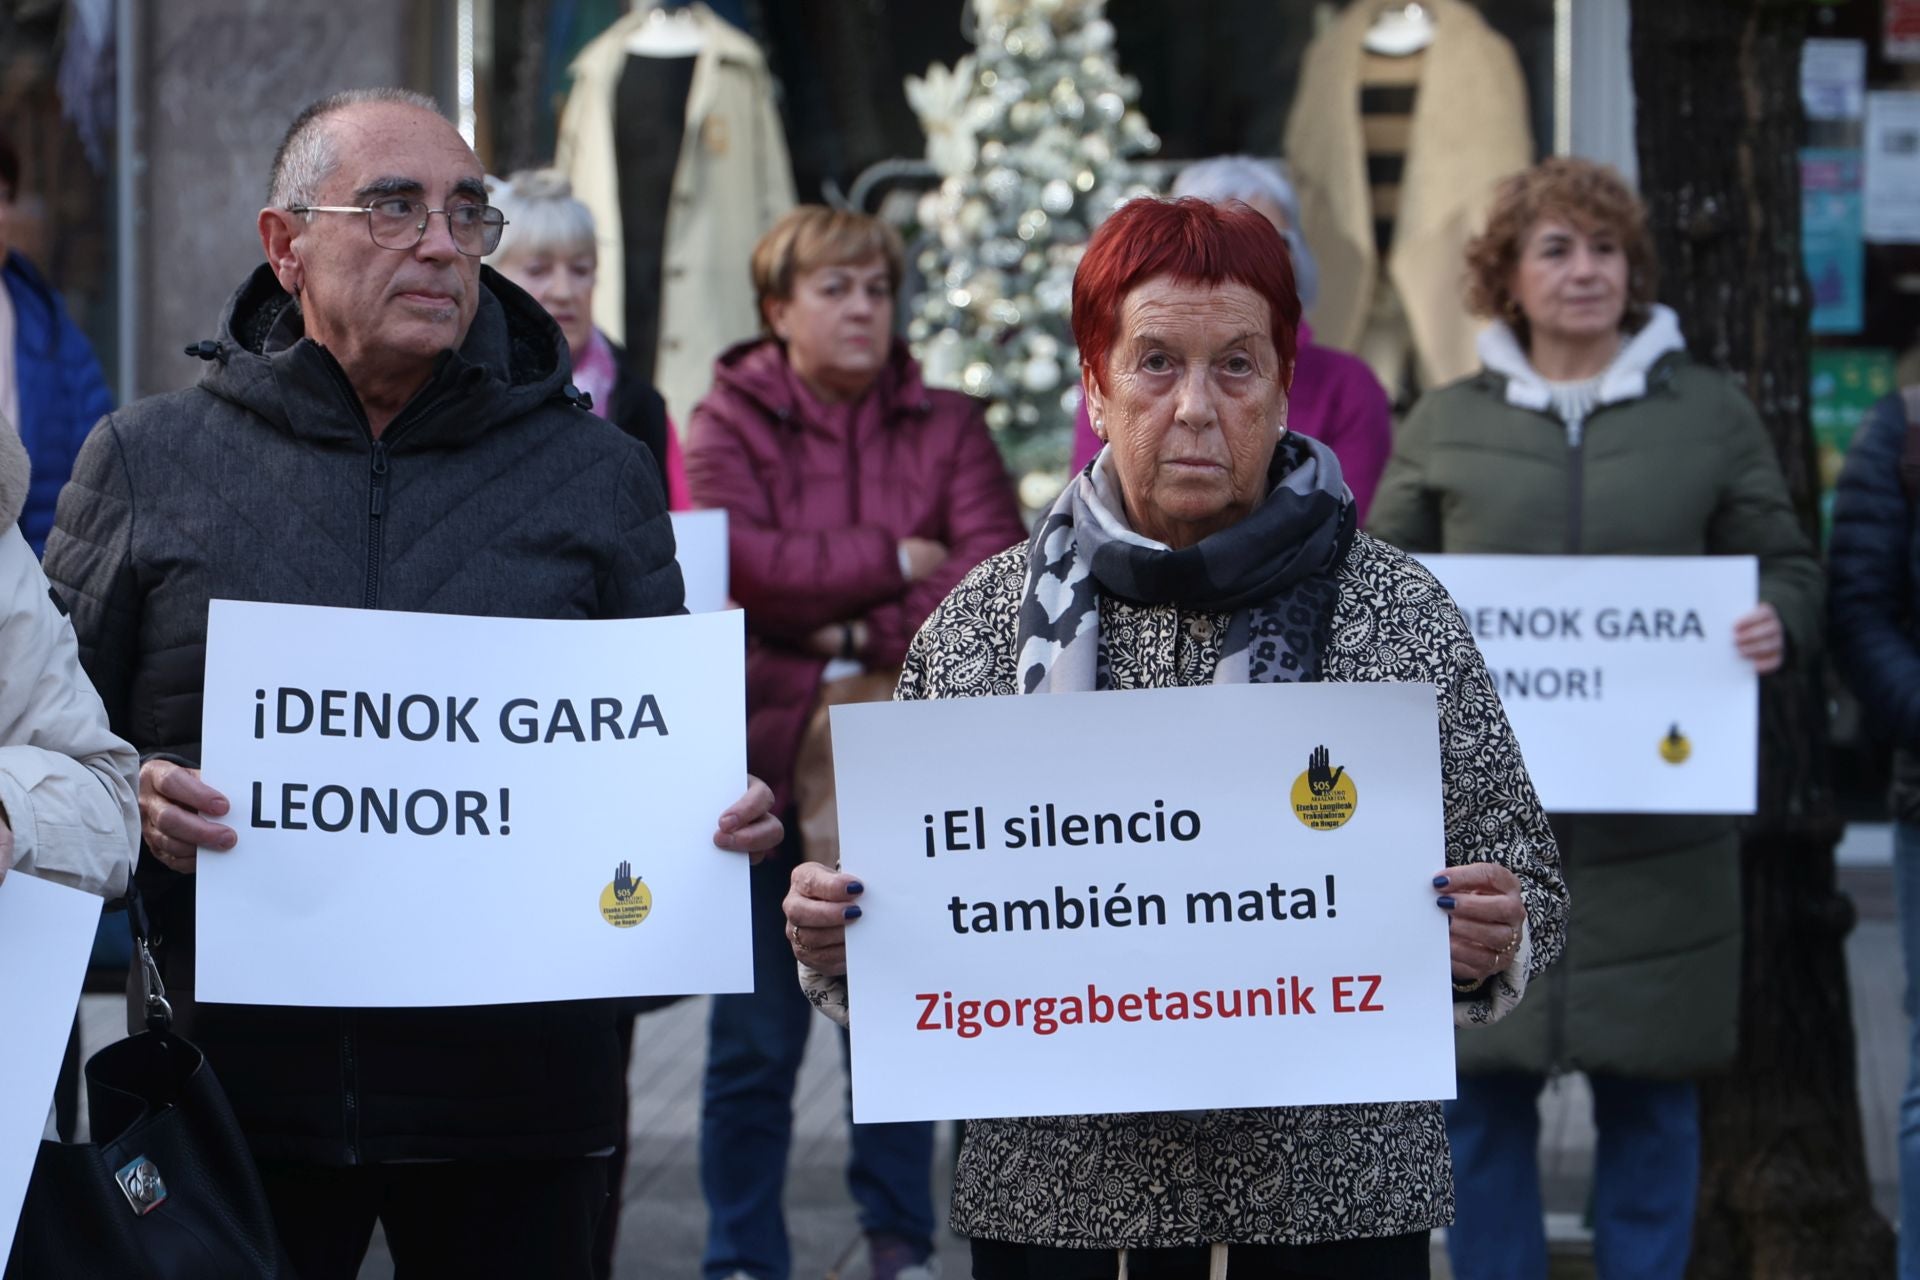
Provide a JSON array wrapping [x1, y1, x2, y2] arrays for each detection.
[[801, 533, 1566, 1248]]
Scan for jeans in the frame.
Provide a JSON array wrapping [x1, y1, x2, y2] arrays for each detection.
[[1445, 1072, 1699, 1280], [1896, 821, 1920, 1280], [699, 845, 936, 1280]]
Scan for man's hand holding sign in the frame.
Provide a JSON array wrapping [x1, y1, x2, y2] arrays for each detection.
[[138, 760, 231, 873]]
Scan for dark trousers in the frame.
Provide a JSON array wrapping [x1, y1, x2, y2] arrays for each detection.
[[260, 1156, 611, 1280], [969, 1233, 1431, 1279]]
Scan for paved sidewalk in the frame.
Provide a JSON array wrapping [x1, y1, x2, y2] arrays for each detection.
[[70, 851, 1904, 1278]]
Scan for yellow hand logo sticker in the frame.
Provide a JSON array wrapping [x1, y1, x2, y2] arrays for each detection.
[[1291, 745, 1358, 831], [1659, 724, 1692, 765], [600, 859, 653, 928]]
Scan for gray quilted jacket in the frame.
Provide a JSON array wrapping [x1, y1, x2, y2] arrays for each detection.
[[42, 263, 681, 1163]]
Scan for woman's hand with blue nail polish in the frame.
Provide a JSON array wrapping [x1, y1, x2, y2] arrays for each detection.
[[1434, 861, 1526, 986], [783, 861, 862, 975]]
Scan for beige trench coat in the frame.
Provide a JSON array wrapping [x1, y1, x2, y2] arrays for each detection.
[[557, 2, 795, 427], [1284, 0, 1533, 387], [0, 421, 137, 897]]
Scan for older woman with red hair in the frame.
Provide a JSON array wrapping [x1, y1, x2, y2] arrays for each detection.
[[780, 197, 1566, 1279]]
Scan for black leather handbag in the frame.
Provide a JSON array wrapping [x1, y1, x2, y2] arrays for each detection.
[[3, 888, 292, 1279]]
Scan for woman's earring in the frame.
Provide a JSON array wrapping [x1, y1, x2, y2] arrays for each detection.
[[1093, 417, 1107, 441]]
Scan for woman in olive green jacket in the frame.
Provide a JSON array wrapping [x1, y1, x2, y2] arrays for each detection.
[[1367, 158, 1822, 1280]]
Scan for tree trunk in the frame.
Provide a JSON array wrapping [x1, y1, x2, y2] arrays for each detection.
[[1628, 3, 1895, 1275]]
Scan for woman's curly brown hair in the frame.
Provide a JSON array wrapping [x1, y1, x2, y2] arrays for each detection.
[[1464, 157, 1658, 341]]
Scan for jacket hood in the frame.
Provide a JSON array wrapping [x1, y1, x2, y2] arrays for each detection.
[[192, 263, 579, 445], [1476, 303, 1687, 411], [706, 335, 934, 427], [0, 414, 27, 527]]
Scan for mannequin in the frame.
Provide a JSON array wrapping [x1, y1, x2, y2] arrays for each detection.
[[1283, 0, 1532, 399], [1359, 39, 1423, 262], [626, 2, 704, 57], [558, 3, 795, 426], [1354, 6, 1430, 389], [614, 8, 699, 386], [1363, 4, 1436, 56]]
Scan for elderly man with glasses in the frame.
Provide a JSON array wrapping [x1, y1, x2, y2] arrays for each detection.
[[41, 88, 782, 1278]]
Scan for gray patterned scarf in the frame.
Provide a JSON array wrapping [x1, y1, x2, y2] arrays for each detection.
[[1014, 432, 1355, 694]]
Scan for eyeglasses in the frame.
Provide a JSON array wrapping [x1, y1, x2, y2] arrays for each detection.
[[289, 198, 508, 257]]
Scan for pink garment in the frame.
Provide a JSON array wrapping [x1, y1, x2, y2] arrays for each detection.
[[573, 327, 620, 421], [660, 414, 690, 512], [576, 328, 690, 509], [687, 336, 1027, 809], [1069, 322, 1392, 520]]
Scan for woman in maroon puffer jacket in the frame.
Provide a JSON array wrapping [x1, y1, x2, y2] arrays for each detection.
[[685, 205, 1024, 1280]]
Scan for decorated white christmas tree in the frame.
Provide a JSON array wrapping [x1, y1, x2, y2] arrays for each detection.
[[905, 0, 1158, 509]]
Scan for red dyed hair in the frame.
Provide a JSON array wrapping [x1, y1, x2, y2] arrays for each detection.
[[1072, 196, 1301, 393]]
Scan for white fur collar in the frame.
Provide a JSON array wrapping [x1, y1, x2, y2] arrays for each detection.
[[1476, 304, 1686, 412], [0, 417, 27, 528]]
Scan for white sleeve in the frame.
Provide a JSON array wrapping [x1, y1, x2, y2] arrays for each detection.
[[0, 529, 137, 897]]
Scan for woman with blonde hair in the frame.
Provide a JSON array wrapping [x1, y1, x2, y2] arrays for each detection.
[[487, 169, 688, 508]]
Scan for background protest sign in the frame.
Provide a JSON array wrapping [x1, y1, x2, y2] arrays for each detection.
[[0, 872, 101, 1262], [831, 681, 1456, 1124], [1416, 555, 1758, 814], [196, 600, 750, 1007], [670, 510, 729, 613]]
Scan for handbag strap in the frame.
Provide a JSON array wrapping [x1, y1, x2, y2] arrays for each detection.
[[117, 878, 173, 1034]]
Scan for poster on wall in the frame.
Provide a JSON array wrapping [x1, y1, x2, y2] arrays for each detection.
[[1802, 38, 1867, 121], [1865, 92, 1920, 243], [1889, 0, 1920, 62], [1812, 349, 1899, 543], [1802, 149, 1865, 335]]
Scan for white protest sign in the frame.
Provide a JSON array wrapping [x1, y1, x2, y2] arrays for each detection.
[[832, 682, 1456, 1124], [671, 510, 730, 614], [0, 872, 102, 1263], [196, 600, 750, 1007], [1416, 555, 1758, 814], [1866, 92, 1920, 243]]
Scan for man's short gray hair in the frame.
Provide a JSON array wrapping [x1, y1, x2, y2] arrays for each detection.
[[268, 88, 445, 210], [1171, 156, 1320, 310]]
